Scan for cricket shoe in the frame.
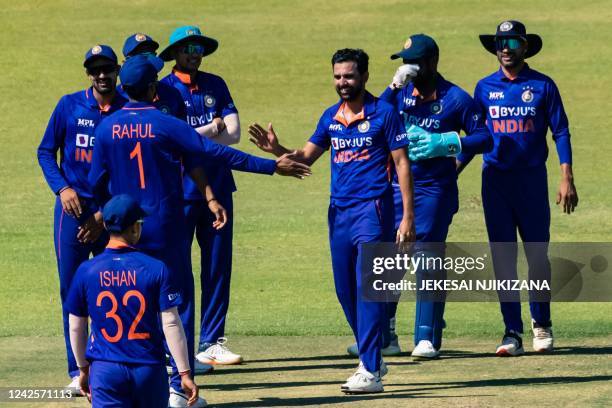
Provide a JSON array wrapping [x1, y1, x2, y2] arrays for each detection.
[[346, 334, 402, 357], [532, 320, 554, 353], [411, 340, 440, 360], [358, 359, 388, 378], [168, 388, 207, 407], [196, 337, 243, 365], [65, 376, 84, 397], [341, 366, 383, 394], [496, 330, 525, 356]]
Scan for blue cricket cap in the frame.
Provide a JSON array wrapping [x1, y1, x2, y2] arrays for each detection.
[[119, 54, 164, 90], [83, 44, 118, 67], [158, 25, 218, 61], [103, 194, 147, 233], [122, 32, 160, 57], [390, 34, 439, 61]]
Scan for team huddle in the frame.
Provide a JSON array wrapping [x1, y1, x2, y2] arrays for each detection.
[[37, 19, 578, 407]]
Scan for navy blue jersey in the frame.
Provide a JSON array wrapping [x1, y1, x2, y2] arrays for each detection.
[[459, 65, 572, 169], [161, 70, 239, 199], [380, 75, 490, 184], [88, 102, 275, 251], [38, 88, 127, 196], [309, 92, 408, 205], [65, 243, 181, 365]]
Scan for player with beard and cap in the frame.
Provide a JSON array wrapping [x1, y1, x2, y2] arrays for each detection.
[[457, 20, 578, 356], [248, 48, 416, 393], [119, 33, 186, 120], [37, 44, 127, 394], [344, 34, 493, 360], [159, 25, 246, 367]]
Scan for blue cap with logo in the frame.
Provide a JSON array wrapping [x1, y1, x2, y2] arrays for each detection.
[[83, 44, 118, 68], [122, 32, 160, 57], [390, 34, 439, 61], [119, 54, 164, 90], [103, 194, 147, 233], [158, 25, 218, 61]]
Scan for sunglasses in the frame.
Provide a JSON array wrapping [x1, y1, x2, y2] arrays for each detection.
[[495, 38, 525, 51], [87, 65, 117, 76], [180, 44, 205, 56]]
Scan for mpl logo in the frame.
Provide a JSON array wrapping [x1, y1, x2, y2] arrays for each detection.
[[329, 123, 343, 132], [168, 292, 180, 301], [77, 118, 95, 127], [76, 134, 93, 147], [489, 106, 500, 119], [489, 92, 504, 100]]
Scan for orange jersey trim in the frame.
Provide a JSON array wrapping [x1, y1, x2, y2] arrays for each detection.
[[173, 69, 199, 92], [333, 102, 365, 127], [412, 87, 437, 103]]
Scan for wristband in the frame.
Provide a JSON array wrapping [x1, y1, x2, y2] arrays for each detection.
[[179, 370, 191, 377], [207, 198, 218, 204]]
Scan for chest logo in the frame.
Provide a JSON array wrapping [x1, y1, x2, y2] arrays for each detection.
[[357, 120, 370, 133], [430, 102, 443, 114], [204, 95, 216, 108], [521, 89, 534, 103]]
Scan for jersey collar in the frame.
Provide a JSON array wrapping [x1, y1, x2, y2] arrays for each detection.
[[172, 68, 199, 92], [122, 101, 156, 110], [85, 87, 125, 112], [106, 238, 136, 250], [495, 63, 531, 82]]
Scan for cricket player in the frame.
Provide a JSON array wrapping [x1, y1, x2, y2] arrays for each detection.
[[67, 194, 199, 407], [159, 25, 245, 366], [37, 44, 126, 392], [249, 48, 415, 393], [346, 34, 493, 359], [89, 54, 310, 407], [119, 32, 186, 119], [457, 20, 578, 356]]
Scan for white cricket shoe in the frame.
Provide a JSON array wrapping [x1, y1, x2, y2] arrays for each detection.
[[196, 337, 243, 365], [168, 388, 207, 408], [341, 366, 383, 394], [411, 340, 440, 359], [347, 334, 402, 357], [532, 320, 554, 353], [496, 331, 525, 357], [65, 376, 83, 397], [358, 359, 388, 378]]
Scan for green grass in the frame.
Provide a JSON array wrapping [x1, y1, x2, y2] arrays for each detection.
[[0, 1, 611, 403]]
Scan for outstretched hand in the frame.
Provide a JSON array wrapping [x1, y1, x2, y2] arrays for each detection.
[[275, 152, 312, 179], [248, 123, 280, 155]]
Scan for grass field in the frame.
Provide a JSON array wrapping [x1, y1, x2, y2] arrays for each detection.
[[0, 0, 611, 406]]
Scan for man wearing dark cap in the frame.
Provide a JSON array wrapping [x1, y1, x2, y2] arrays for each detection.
[[159, 25, 246, 366], [37, 44, 126, 393], [66, 194, 200, 407], [119, 33, 186, 120], [457, 20, 578, 356], [346, 34, 492, 360], [89, 54, 310, 407]]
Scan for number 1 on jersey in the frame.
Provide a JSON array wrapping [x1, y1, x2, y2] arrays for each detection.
[[130, 142, 146, 189]]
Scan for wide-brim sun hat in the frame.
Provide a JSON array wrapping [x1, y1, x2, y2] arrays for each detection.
[[158, 25, 218, 61], [479, 20, 542, 58]]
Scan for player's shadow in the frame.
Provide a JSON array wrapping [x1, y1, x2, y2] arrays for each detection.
[[247, 354, 357, 364], [210, 392, 485, 407], [438, 345, 612, 360], [549, 345, 612, 356], [210, 362, 359, 376]]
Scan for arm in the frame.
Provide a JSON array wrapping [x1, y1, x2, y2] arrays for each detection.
[[69, 314, 91, 399], [456, 83, 487, 172], [195, 113, 241, 146], [88, 131, 112, 209], [161, 307, 198, 405], [188, 167, 228, 229], [38, 98, 83, 217], [248, 122, 325, 166], [391, 148, 416, 248], [546, 80, 577, 213]]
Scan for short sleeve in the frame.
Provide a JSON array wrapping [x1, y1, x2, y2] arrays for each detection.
[[65, 267, 88, 317], [385, 110, 409, 151], [308, 114, 331, 150], [158, 263, 182, 312]]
